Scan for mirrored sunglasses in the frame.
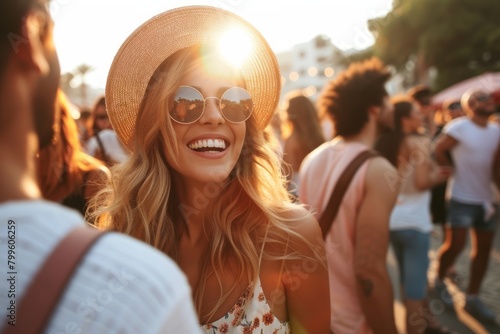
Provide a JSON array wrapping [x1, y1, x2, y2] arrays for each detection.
[[475, 94, 491, 102], [448, 102, 462, 110], [170, 86, 254, 124]]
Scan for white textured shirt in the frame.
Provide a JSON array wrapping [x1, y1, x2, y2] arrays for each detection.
[[0, 200, 200, 334], [445, 117, 500, 204]]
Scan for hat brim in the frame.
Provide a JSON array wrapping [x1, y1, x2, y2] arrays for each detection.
[[106, 6, 281, 150]]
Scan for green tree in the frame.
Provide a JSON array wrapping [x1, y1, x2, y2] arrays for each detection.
[[359, 0, 500, 92]]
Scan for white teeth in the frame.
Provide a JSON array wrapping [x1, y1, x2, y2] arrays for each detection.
[[188, 139, 226, 150]]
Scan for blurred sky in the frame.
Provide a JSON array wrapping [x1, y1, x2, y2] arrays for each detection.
[[52, 0, 393, 89]]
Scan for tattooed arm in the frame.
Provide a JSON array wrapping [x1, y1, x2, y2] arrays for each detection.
[[354, 156, 398, 334]]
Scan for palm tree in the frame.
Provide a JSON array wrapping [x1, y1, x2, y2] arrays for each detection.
[[74, 64, 94, 107]]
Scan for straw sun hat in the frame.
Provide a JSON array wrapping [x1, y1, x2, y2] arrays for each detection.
[[106, 5, 281, 149]]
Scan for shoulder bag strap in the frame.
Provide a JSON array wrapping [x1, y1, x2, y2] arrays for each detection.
[[94, 132, 112, 165], [318, 150, 378, 239], [4, 227, 107, 334]]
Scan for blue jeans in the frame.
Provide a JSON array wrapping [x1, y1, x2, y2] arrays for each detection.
[[390, 229, 430, 300]]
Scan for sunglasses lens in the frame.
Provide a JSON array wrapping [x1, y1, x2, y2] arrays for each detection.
[[449, 102, 461, 110], [220, 88, 253, 123], [477, 95, 490, 102], [171, 87, 204, 123]]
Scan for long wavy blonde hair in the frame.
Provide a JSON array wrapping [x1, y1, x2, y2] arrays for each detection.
[[89, 46, 322, 320]]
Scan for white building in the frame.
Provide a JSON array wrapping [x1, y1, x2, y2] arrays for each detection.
[[276, 35, 347, 140], [277, 35, 346, 103]]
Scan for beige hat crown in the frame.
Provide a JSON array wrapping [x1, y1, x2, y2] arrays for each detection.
[[106, 6, 281, 150]]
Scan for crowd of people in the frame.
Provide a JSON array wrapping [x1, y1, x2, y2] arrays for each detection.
[[1, 1, 499, 334]]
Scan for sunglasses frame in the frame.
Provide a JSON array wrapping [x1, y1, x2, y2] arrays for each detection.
[[169, 85, 254, 125]]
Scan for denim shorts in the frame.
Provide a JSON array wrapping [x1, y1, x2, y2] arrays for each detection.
[[447, 199, 498, 231], [390, 229, 430, 300]]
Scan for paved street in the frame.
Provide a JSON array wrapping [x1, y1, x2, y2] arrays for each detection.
[[389, 221, 500, 334]]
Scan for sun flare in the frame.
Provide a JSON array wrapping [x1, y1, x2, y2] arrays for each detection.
[[218, 28, 253, 68]]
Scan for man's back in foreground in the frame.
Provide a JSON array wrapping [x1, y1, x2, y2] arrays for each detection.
[[0, 1, 199, 332], [0, 200, 199, 333]]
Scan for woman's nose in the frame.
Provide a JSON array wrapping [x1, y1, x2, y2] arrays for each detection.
[[199, 97, 225, 125]]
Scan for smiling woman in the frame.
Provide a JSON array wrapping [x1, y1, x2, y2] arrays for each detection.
[[89, 6, 331, 334]]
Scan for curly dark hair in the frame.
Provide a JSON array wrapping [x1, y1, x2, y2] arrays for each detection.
[[319, 57, 391, 137]]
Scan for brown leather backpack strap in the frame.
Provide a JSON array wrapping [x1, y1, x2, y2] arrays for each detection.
[[319, 150, 378, 239], [5, 227, 107, 334]]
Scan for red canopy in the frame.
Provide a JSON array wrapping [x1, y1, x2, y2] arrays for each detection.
[[432, 72, 500, 105]]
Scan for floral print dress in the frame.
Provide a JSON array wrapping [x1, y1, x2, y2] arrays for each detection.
[[201, 278, 290, 334]]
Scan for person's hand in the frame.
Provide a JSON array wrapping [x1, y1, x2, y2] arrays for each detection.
[[434, 165, 453, 184]]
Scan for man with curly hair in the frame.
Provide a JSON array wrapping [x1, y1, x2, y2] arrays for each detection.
[[300, 58, 398, 334]]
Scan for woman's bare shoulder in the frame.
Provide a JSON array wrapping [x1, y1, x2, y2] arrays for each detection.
[[272, 204, 324, 254]]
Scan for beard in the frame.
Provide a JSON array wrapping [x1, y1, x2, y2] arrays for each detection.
[[376, 122, 392, 136], [475, 108, 495, 117]]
